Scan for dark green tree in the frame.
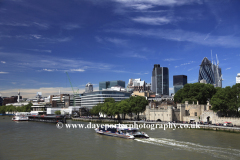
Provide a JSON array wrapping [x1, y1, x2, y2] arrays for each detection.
[[130, 96, 148, 120], [210, 87, 232, 114], [55, 110, 61, 115], [0, 106, 5, 114], [90, 103, 103, 116], [174, 83, 216, 104]]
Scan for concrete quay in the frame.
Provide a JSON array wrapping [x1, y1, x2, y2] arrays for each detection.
[[72, 118, 240, 133]]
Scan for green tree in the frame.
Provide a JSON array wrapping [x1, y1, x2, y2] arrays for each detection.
[[130, 96, 148, 120], [210, 87, 232, 114], [104, 98, 115, 103], [0, 106, 5, 114], [174, 83, 216, 104], [55, 110, 61, 115], [117, 100, 130, 119], [90, 103, 103, 116], [231, 83, 240, 116]]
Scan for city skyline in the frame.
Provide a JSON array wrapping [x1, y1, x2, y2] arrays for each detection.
[[0, 0, 240, 97]]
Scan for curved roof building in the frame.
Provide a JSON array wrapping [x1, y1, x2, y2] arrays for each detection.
[[198, 57, 222, 87]]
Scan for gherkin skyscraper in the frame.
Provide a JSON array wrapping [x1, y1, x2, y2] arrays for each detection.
[[198, 57, 222, 87]]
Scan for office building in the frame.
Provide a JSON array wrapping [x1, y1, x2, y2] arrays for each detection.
[[80, 91, 131, 109], [198, 57, 222, 87], [3, 96, 20, 106], [85, 83, 93, 93], [127, 78, 151, 92], [237, 73, 240, 84], [151, 64, 169, 95], [99, 80, 125, 90], [0, 97, 3, 106], [50, 94, 81, 108], [173, 75, 187, 93]]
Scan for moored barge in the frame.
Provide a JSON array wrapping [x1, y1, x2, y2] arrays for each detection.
[[28, 115, 66, 123]]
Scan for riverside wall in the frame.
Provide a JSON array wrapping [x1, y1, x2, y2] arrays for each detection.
[[72, 118, 240, 133]]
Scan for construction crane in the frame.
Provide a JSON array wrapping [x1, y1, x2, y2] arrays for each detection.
[[66, 72, 80, 107]]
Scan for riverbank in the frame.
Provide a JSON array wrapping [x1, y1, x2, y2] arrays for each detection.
[[72, 117, 240, 133]]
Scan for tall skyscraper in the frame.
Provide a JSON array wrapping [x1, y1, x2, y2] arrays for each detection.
[[237, 73, 240, 84], [99, 80, 125, 90], [151, 64, 169, 95], [85, 83, 93, 93], [198, 57, 222, 87], [173, 75, 187, 93]]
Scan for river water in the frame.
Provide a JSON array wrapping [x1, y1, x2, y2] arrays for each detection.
[[1, 116, 240, 160]]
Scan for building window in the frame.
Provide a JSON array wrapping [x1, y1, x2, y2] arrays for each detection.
[[195, 112, 197, 116]]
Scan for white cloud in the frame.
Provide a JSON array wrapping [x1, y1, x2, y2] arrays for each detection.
[[164, 58, 179, 62], [188, 68, 194, 71], [105, 37, 128, 45], [113, 0, 198, 8], [225, 67, 231, 70], [69, 69, 85, 72], [0, 87, 86, 98], [189, 79, 198, 83], [0, 71, 8, 74], [0, 52, 114, 73], [1, 61, 6, 64], [129, 4, 154, 10], [0, 22, 49, 29], [0, 22, 30, 27], [95, 36, 103, 43], [56, 37, 72, 42], [31, 34, 42, 39], [180, 61, 195, 66], [175, 61, 195, 68], [118, 52, 147, 59], [27, 49, 52, 53], [43, 69, 55, 72], [132, 17, 171, 25], [108, 28, 240, 48], [62, 24, 81, 30], [33, 22, 49, 29]]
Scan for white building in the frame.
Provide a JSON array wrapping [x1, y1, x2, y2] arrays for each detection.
[[127, 78, 151, 92], [102, 85, 126, 91], [85, 83, 93, 93], [47, 106, 81, 115], [30, 102, 50, 115], [237, 73, 240, 84]]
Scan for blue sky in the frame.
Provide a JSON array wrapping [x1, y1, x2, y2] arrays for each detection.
[[0, 0, 240, 97]]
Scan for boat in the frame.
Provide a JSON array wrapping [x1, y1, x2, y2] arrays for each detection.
[[12, 112, 31, 121], [95, 125, 149, 139]]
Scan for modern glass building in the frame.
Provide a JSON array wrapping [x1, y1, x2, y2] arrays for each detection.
[[80, 91, 131, 109], [99, 80, 125, 90], [85, 83, 93, 93], [198, 57, 222, 87], [151, 64, 169, 95], [173, 75, 187, 93]]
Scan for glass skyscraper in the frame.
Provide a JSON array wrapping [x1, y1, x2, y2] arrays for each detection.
[[198, 57, 222, 87], [151, 64, 169, 95], [99, 80, 125, 90], [173, 75, 187, 93]]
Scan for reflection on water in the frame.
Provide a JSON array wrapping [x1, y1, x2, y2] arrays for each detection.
[[1, 116, 240, 160]]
